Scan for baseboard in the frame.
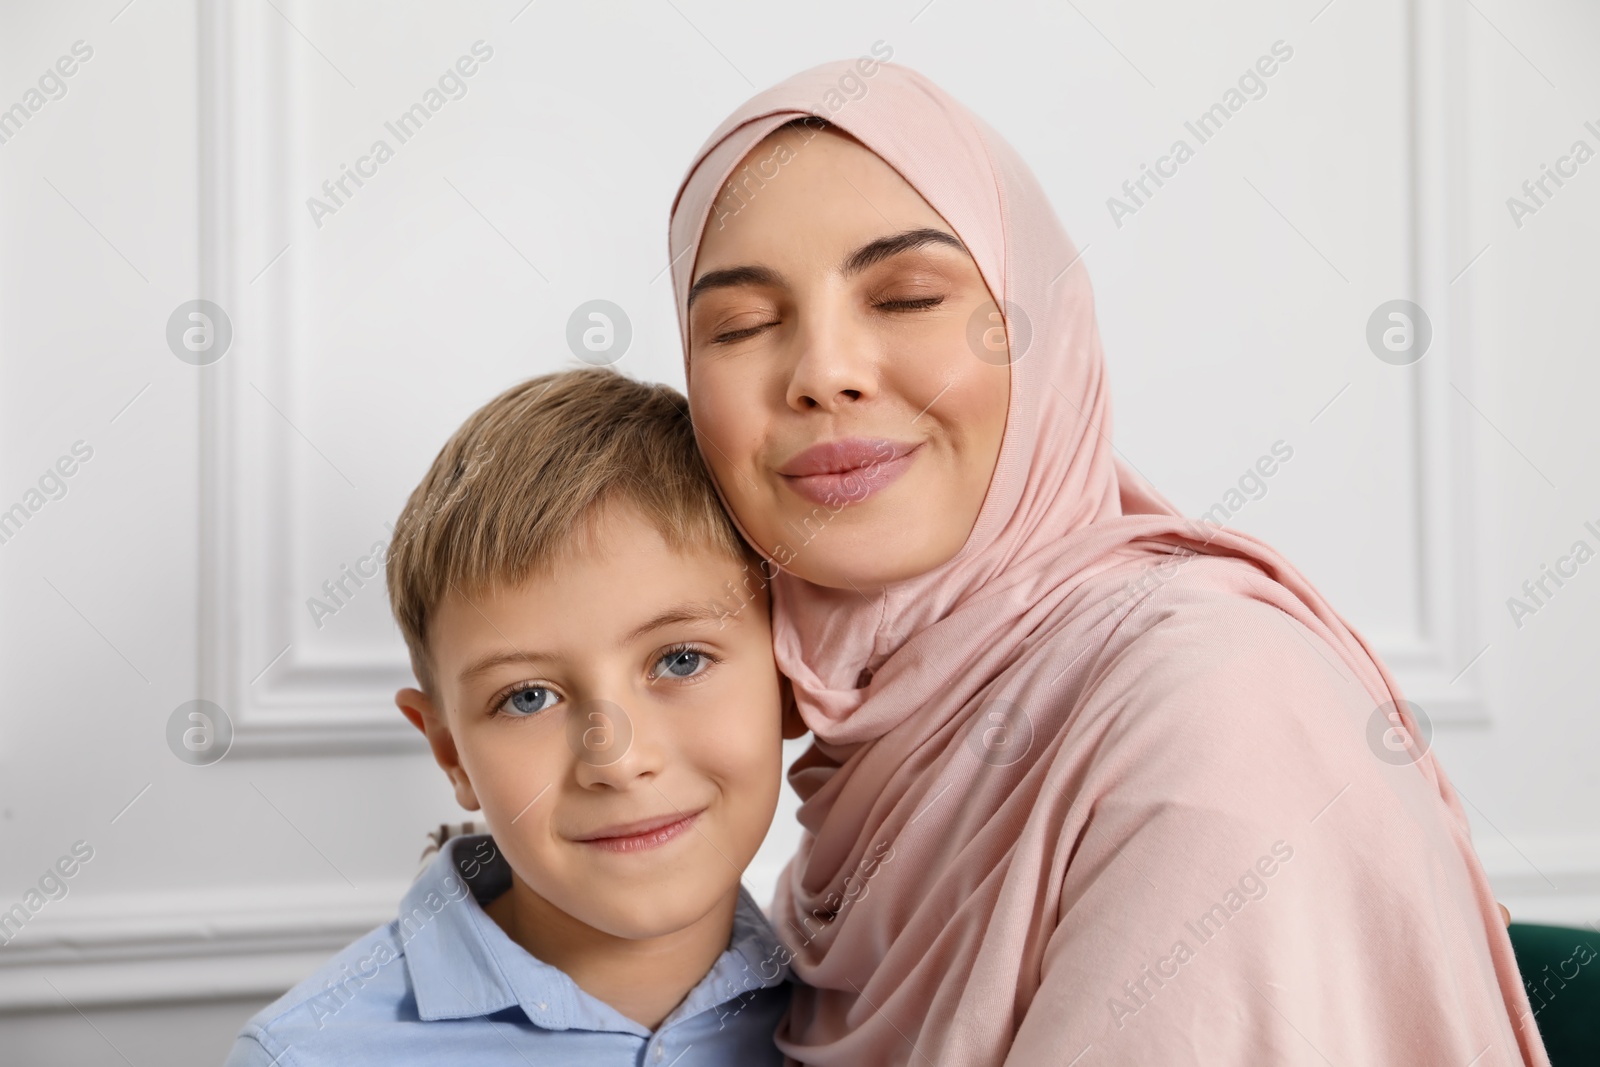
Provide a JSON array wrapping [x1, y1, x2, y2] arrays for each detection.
[[0, 881, 409, 1013], [1474, 833, 1600, 931], [3, 834, 1596, 1013]]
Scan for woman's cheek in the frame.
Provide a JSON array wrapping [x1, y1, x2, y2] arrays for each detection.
[[691, 378, 752, 470], [938, 364, 1009, 451], [711, 411, 772, 510]]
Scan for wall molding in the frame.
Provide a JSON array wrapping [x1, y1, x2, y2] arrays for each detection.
[[197, 0, 421, 758], [1378, 0, 1489, 726]]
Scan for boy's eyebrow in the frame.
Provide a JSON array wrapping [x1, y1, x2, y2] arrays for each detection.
[[458, 648, 555, 688], [456, 602, 733, 686], [622, 602, 730, 643], [685, 228, 966, 309]]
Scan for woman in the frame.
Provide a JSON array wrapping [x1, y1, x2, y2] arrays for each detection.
[[668, 62, 1546, 1065]]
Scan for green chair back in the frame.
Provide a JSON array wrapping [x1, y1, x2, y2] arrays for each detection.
[[1507, 922, 1600, 1065]]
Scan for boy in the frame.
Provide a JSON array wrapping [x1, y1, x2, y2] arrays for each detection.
[[227, 369, 792, 1064]]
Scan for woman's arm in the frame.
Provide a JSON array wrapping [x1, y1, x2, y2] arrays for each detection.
[[1005, 598, 1544, 1066]]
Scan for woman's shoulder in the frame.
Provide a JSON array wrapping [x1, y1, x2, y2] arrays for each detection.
[[1063, 552, 1364, 692], [1023, 566, 1460, 868], [1042, 566, 1391, 792]]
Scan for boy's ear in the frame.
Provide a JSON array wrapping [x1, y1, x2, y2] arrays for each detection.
[[396, 687, 481, 812], [779, 675, 808, 740]]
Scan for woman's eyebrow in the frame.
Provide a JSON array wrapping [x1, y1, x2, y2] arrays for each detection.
[[842, 228, 966, 275], [686, 228, 967, 309], [687, 264, 784, 309]]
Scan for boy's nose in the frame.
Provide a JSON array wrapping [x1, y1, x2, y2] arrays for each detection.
[[568, 697, 662, 787]]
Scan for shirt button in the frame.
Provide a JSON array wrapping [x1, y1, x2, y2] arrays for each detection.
[[537, 1002, 547, 1011], [654, 1046, 664, 1060]]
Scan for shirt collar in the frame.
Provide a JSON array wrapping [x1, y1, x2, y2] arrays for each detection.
[[399, 833, 790, 1033]]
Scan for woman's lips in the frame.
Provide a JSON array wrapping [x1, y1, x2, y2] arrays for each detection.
[[777, 437, 921, 506], [571, 810, 703, 854]]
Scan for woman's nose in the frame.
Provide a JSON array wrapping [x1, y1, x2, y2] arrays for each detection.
[[785, 308, 877, 413]]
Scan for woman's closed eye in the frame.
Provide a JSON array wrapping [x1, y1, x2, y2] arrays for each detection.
[[871, 293, 945, 312], [710, 320, 777, 344], [866, 262, 953, 313], [699, 300, 782, 346]]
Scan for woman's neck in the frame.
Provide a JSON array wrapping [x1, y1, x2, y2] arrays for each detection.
[[483, 876, 739, 1030]]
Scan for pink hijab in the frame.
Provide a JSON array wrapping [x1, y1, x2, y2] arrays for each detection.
[[670, 60, 1547, 1067]]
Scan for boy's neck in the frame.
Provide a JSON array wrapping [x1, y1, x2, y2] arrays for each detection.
[[483, 874, 740, 1031]]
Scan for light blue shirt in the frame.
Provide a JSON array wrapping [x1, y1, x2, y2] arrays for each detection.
[[226, 834, 790, 1066]]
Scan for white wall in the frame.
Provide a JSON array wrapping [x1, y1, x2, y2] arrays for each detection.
[[0, 1, 1595, 1063]]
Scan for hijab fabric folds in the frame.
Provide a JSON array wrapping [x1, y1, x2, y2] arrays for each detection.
[[670, 61, 1546, 1067]]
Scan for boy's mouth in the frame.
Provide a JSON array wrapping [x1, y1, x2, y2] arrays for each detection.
[[570, 809, 704, 853]]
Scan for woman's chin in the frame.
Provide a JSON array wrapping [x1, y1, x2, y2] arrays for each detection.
[[767, 521, 962, 591]]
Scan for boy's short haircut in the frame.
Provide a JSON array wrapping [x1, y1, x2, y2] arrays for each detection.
[[385, 368, 755, 693]]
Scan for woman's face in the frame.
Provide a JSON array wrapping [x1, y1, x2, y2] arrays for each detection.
[[686, 127, 1011, 590]]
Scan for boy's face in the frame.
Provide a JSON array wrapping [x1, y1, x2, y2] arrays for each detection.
[[398, 500, 782, 941]]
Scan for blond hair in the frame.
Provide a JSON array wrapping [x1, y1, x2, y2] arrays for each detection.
[[385, 368, 752, 692]]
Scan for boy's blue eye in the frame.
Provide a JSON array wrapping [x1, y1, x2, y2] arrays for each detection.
[[502, 686, 558, 716], [656, 649, 707, 679]]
